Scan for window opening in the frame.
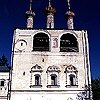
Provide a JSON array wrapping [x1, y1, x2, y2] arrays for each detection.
[[60, 33, 78, 52], [0, 81, 4, 86], [35, 75, 40, 86], [51, 75, 57, 85], [49, 23, 52, 28], [70, 75, 75, 86], [30, 65, 42, 88], [65, 65, 78, 87], [33, 33, 49, 51]]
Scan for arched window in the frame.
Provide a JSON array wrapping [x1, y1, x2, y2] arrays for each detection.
[[64, 65, 78, 87], [33, 33, 49, 51], [60, 33, 78, 52], [35, 74, 41, 86], [47, 65, 60, 88], [51, 74, 57, 85], [30, 64, 42, 88]]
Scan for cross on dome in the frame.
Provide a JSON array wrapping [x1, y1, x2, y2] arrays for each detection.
[[67, 0, 71, 10], [29, 0, 32, 11], [49, 0, 51, 6]]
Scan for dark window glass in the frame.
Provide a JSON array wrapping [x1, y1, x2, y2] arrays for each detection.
[[0, 81, 4, 86], [51, 74, 57, 85], [35, 75, 40, 85], [60, 33, 78, 52], [33, 33, 49, 51], [69, 75, 75, 86]]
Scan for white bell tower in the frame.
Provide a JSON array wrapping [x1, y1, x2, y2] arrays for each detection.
[[10, 0, 92, 100]]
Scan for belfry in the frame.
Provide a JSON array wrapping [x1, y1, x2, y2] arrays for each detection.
[[0, 0, 92, 100]]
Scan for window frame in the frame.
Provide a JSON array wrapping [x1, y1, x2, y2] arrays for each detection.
[[47, 65, 60, 88], [30, 64, 42, 88], [33, 33, 50, 51], [60, 33, 79, 52], [64, 65, 78, 88]]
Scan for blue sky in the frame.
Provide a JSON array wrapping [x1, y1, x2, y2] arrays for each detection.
[[0, 0, 100, 79]]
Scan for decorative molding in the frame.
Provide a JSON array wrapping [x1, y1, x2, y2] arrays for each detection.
[[30, 64, 43, 72], [47, 65, 60, 72]]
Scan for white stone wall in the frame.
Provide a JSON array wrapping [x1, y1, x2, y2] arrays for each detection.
[[11, 91, 82, 100], [12, 53, 85, 90], [11, 29, 90, 100]]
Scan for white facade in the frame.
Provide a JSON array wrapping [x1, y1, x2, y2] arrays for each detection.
[[0, 72, 9, 100], [0, 1, 92, 100], [10, 29, 92, 100]]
